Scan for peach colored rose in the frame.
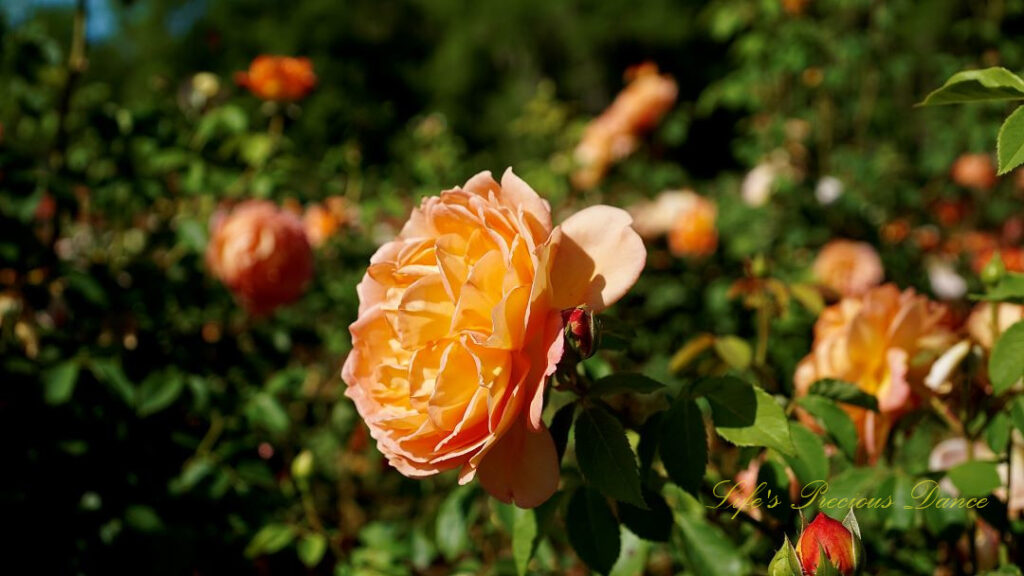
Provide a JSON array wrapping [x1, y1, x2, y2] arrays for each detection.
[[235, 55, 316, 102], [628, 190, 696, 239], [206, 200, 313, 315], [966, 302, 1024, 349], [795, 284, 952, 461], [813, 239, 884, 297], [667, 192, 717, 257], [572, 63, 677, 189], [342, 169, 646, 508]]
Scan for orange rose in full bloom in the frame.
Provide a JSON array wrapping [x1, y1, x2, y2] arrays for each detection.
[[666, 192, 718, 257], [235, 55, 317, 102], [795, 284, 952, 461], [813, 239, 884, 297], [342, 169, 646, 507], [206, 200, 313, 315], [573, 63, 677, 189]]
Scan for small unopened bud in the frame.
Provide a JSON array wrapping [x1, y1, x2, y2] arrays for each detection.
[[291, 450, 314, 480], [562, 305, 598, 359], [796, 513, 860, 575], [981, 251, 1006, 287]]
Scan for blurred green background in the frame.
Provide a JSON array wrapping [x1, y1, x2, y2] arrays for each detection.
[[2, 0, 1023, 574]]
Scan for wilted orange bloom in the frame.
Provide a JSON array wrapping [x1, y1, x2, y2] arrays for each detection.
[[795, 284, 952, 461], [951, 153, 997, 190], [235, 55, 316, 102], [813, 239, 884, 297], [206, 200, 313, 315], [667, 192, 717, 257], [966, 302, 1024, 349], [342, 169, 646, 508], [572, 63, 677, 189]]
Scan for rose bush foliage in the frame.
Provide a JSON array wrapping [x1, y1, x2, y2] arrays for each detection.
[[2, 1, 1024, 575]]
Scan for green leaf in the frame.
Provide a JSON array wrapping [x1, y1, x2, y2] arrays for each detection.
[[796, 395, 858, 461], [791, 283, 825, 314], [1011, 396, 1024, 436], [986, 411, 1012, 453], [566, 487, 620, 575], [297, 533, 327, 568], [436, 484, 474, 561], [820, 467, 882, 519], [617, 488, 673, 542], [919, 67, 1024, 106], [659, 397, 707, 495], [975, 272, 1024, 302], [781, 423, 828, 485], [575, 405, 646, 507], [245, 523, 296, 558], [714, 385, 795, 456], [247, 393, 289, 436], [947, 461, 1001, 498], [512, 507, 539, 576], [990, 321, 1024, 394], [44, 361, 79, 405], [136, 371, 185, 416], [808, 379, 879, 411], [512, 495, 559, 576], [609, 528, 650, 576], [713, 336, 752, 370], [998, 105, 1024, 174], [589, 373, 665, 396], [693, 376, 757, 427], [922, 484, 968, 537], [90, 358, 134, 407], [124, 505, 163, 532], [884, 473, 915, 533], [668, 486, 749, 576], [768, 536, 802, 576]]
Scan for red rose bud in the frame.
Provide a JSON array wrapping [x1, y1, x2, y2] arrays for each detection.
[[796, 513, 859, 575], [562, 305, 598, 359]]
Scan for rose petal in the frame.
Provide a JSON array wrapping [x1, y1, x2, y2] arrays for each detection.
[[548, 206, 646, 312], [500, 168, 553, 238], [477, 416, 559, 508]]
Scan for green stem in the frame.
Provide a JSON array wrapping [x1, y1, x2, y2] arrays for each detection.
[[52, 0, 88, 169], [990, 302, 1001, 349], [755, 298, 770, 367]]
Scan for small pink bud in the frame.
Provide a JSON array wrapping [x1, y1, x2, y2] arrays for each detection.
[[562, 305, 597, 359], [796, 513, 858, 575]]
